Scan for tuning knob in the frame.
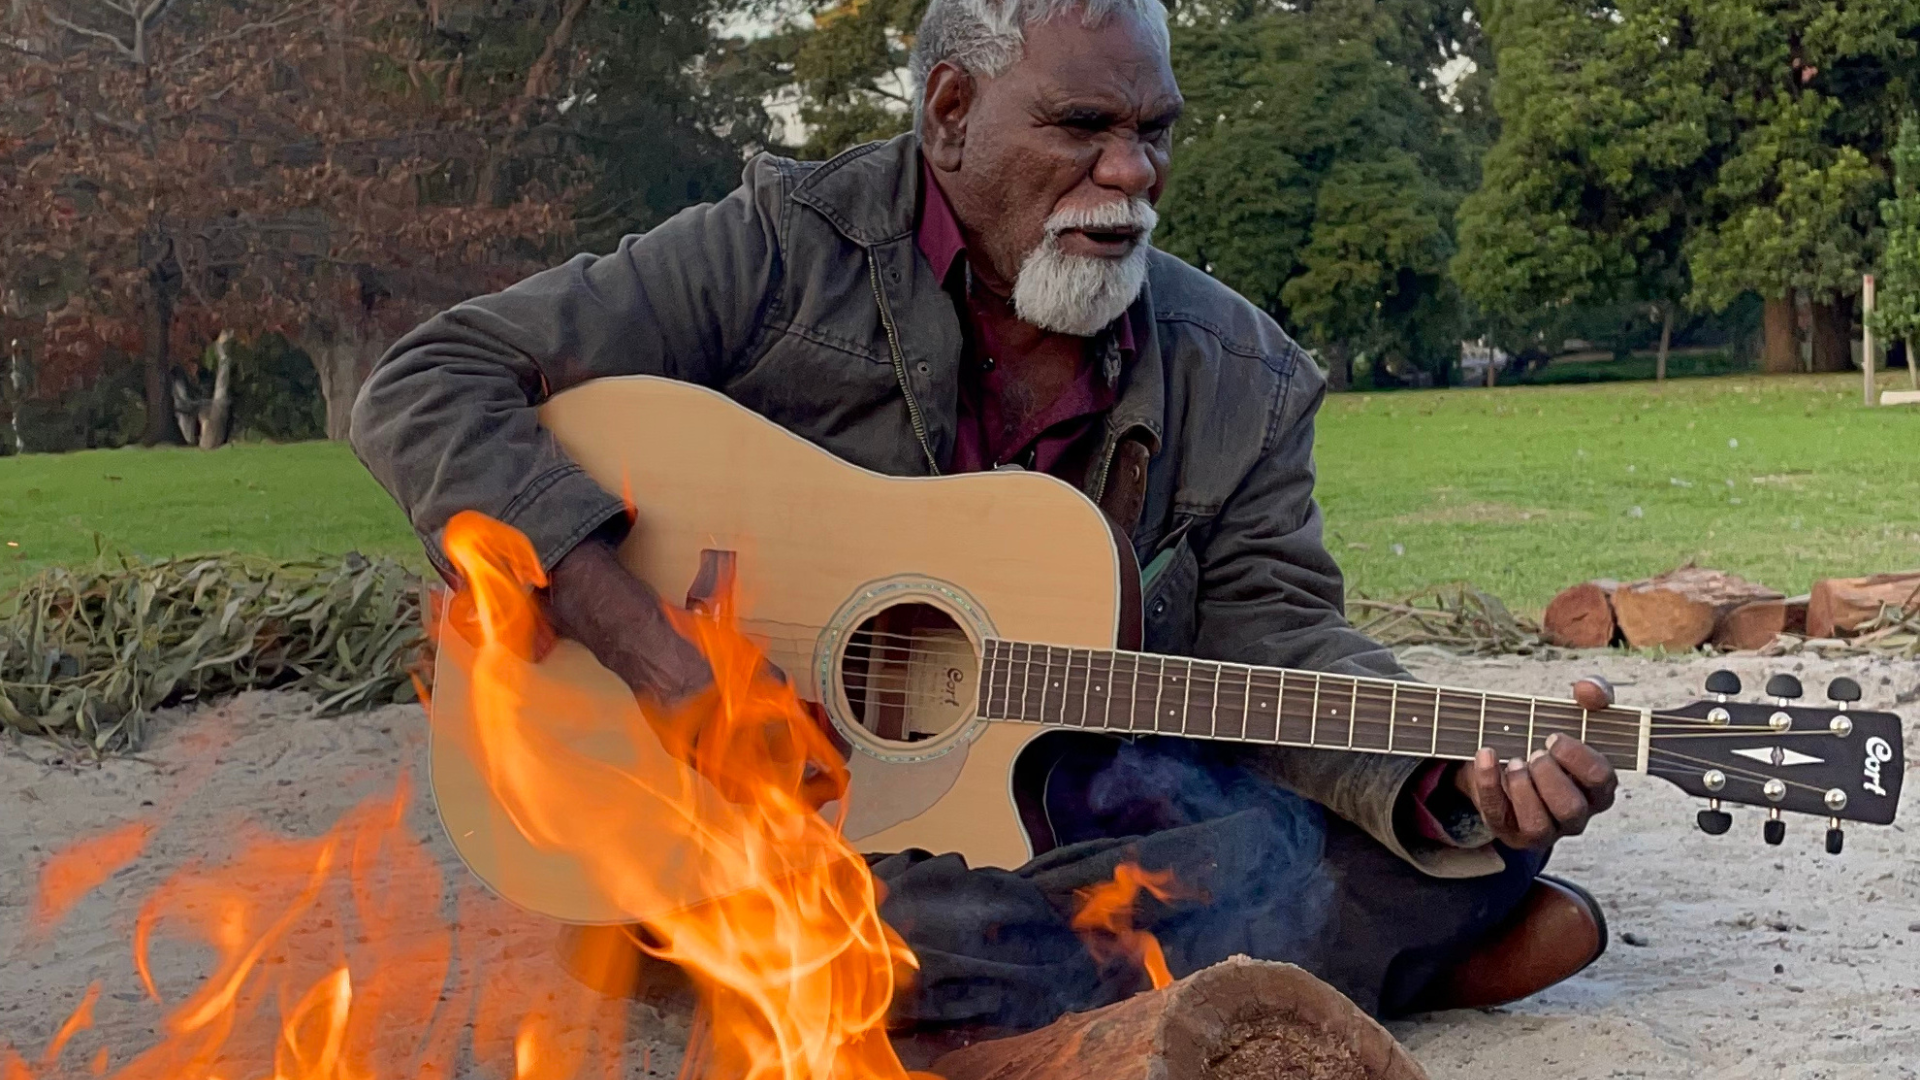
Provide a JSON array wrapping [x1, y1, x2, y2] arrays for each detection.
[[1764, 810, 1785, 845], [1697, 803, 1732, 835], [1827, 677, 1862, 706], [1705, 670, 1742, 699], [1826, 819, 1845, 855], [1765, 674, 1803, 702]]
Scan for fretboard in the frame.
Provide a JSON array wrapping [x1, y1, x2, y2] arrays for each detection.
[[975, 640, 1648, 773]]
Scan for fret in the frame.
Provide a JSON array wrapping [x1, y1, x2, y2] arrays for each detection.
[[1481, 696, 1533, 760], [1476, 692, 1488, 752], [1131, 654, 1157, 732], [1530, 702, 1591, 759], [1348, 680, 1396, 753], [1036, 645, 1062, 724], [1060, 648, 1089, 728], [1150, 655, 1169, 733], [1525, 698, 1538, 755], [1117, 652, 1142, 732], [1429, 686, 1443, 755], [1432, 689, 1486, 760], [1237, 665, 1253, 740], [1308, 673, 1322, 745], [1243, 670, 1280, 743], [1090, 650, 1114, 731], [1016, 642, 1035, 721], [1161, 658, 1189, 734], [1387, 682, 1404, 753], [980, 640, 1003, 718], [1276, 673, 1315, 744], [1186, 660, 1220, 738]]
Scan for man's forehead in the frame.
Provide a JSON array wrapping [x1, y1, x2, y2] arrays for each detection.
[[1012, 13, 1180, 110]]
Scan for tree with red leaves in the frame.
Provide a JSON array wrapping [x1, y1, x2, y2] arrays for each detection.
[[1, 0, 581, 445]]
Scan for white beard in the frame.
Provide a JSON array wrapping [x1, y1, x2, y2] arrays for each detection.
[[1011, 198, 1158, 337]]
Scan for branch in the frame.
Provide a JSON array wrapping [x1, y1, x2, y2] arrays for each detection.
[[43, 11, 137, 58], [170, 0, 323, 65]]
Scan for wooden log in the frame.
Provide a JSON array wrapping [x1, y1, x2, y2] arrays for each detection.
[[1807, 572, 1920, 638], [930, 956, 1426, 1080], [1541, 580, 1618, 648], [1611, 566, 1782, 651], [1710, 596, 1809, 652]]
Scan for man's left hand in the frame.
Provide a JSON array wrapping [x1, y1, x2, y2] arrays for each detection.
[[1453, 695, 1619, 850]]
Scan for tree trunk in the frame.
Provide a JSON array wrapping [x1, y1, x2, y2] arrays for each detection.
[[1908, 337, 1917, 390], [927, 957, 1426, 1080], [1323, 343, 1352, 392], [1761, 296, 1800, 373], [1807, 299, 1853, 373], [303, 323, 377, 441], [197, 330, 234, 449], [140, 251, 182, 446], [6, 336, 23, 455], [1655, 306, 1673, 382]]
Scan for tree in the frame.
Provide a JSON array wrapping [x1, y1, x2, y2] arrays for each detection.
[[745, 0, 925, 160], [1156, 2, 1482, 386], [1872, 114, 1920, 378], [1, 0, 577, 445], [1451, 0, 1721, 382]]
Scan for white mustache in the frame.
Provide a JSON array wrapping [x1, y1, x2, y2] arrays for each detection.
[[1044, 198, 1159, 239]]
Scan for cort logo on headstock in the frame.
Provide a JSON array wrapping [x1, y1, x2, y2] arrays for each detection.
[[1864, 736, 1894, 797]]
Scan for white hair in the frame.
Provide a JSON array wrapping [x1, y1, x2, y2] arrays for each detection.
[[1013, 197, 1158, 336], [908, 0, 1171, 122]]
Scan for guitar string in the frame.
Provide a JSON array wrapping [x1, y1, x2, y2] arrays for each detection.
[[776, 630, 1852, 733]]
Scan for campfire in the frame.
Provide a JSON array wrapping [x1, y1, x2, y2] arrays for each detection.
[[11, 512, 1419, 1080]]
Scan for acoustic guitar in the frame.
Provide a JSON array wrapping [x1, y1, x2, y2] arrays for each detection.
[[429, 376, 1905, 923]]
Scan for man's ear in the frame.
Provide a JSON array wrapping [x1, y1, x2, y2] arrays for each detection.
[[920, 61, 973, 171]]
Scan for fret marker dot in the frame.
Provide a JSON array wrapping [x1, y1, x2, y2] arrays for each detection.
[[1502, 725, 1511, 733]]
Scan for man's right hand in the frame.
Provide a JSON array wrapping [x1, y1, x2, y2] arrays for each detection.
[[543, 536, 713, 705]]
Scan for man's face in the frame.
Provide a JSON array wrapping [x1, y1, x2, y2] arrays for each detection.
[[926, 10, 1183, 324]]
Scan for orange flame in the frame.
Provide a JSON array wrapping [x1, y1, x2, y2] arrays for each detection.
[[12, 510, 924, 1080], [1071, 863, 1185, 991], [33, 821, 154, 932], [438, 509, 922, 1080]]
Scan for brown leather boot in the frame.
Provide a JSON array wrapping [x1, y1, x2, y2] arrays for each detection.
[[1414, 875, 1607, 1011]]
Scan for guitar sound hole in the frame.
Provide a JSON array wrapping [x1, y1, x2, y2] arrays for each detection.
[[838, 602, 976, 746]]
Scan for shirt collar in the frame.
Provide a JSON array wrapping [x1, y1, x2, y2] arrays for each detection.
[[916, 160, 1138, 385]]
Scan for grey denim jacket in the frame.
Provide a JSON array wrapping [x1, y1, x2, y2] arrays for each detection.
[[350, 133, 1500, 878]]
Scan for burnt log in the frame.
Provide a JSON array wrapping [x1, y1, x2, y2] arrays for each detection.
[[1541, 580, 1619, 648], [1611, 566, 1782, 651], [929, 957, 1426, 1080], [1808, 573, 1920, 638], [1710, 596, 1810, 652]]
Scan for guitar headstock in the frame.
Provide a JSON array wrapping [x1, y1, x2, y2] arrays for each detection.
[[1648, 672, 1904, 854]]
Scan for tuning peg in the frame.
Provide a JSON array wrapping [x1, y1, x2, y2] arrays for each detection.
[[1826, 819, 1845, 855], [1697, 801, 1732, 835], [1765, 674, 1803, 702], [1826, 677, 1862, 708], [1705, 670, 1742, 700], [1764, 809, 1785, 845]]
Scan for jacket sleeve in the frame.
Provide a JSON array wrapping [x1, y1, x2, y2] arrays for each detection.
[[350, 156, 788, 578], [1189, 352, 1502, 879]]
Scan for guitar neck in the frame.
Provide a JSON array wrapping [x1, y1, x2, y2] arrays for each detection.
[[976, 639, 1651, 774]]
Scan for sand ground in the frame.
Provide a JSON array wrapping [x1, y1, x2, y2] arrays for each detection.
[[4, 651, 1917, 1079]]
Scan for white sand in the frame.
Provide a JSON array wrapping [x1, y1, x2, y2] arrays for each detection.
[[4, 651, 1917, 1079]]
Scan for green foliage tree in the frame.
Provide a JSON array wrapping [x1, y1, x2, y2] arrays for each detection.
[[1159, 2, 1482, 386], [1871, 115, 1920, 374], [749, 0, 926, 160]]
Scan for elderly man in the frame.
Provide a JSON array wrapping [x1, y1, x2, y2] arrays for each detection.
[[353, 0, 1616, 1028]]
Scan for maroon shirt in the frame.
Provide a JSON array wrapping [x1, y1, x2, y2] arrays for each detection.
[[916, 164, 1131, 478]]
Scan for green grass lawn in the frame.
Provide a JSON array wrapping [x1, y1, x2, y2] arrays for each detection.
[[0, 441, 421, 588], [3, 373, 1915, 614], [1316, 372, 1919, 613]]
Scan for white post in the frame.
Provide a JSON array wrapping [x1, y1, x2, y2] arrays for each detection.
[[1863, 274, 1876, 406]]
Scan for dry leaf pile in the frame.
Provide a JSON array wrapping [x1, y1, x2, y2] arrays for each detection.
[[1348, 584, 1544, 656], [0, 552, 428, 753]]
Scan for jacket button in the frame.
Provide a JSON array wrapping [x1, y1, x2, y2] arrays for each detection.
[[917, 361, 930, 374], [1150, 599, 1167, 617]]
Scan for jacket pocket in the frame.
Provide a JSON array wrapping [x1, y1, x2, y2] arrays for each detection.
[[1141, 529, 1199, 657]]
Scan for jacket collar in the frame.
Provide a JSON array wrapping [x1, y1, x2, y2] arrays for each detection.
[[791, 132, 923, 248]]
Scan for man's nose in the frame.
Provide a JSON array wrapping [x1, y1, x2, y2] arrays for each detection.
[[1091, 134, 1158, 199]]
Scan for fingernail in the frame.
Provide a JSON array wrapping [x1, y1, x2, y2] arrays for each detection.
[[1530, 748, 1548, 763], [1506, 758, 1526, 773], [1477, 748, 1495, 767], [1546, 733, 1563, 750]]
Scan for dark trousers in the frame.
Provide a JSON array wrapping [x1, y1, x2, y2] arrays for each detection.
[[872, 737, 1546, 1031]]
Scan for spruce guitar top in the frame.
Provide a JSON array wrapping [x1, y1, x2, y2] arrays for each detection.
[[429, 376, 1906, 923]]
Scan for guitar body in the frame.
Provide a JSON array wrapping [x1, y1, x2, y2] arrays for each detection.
[[431, 376, 1130, 919]]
